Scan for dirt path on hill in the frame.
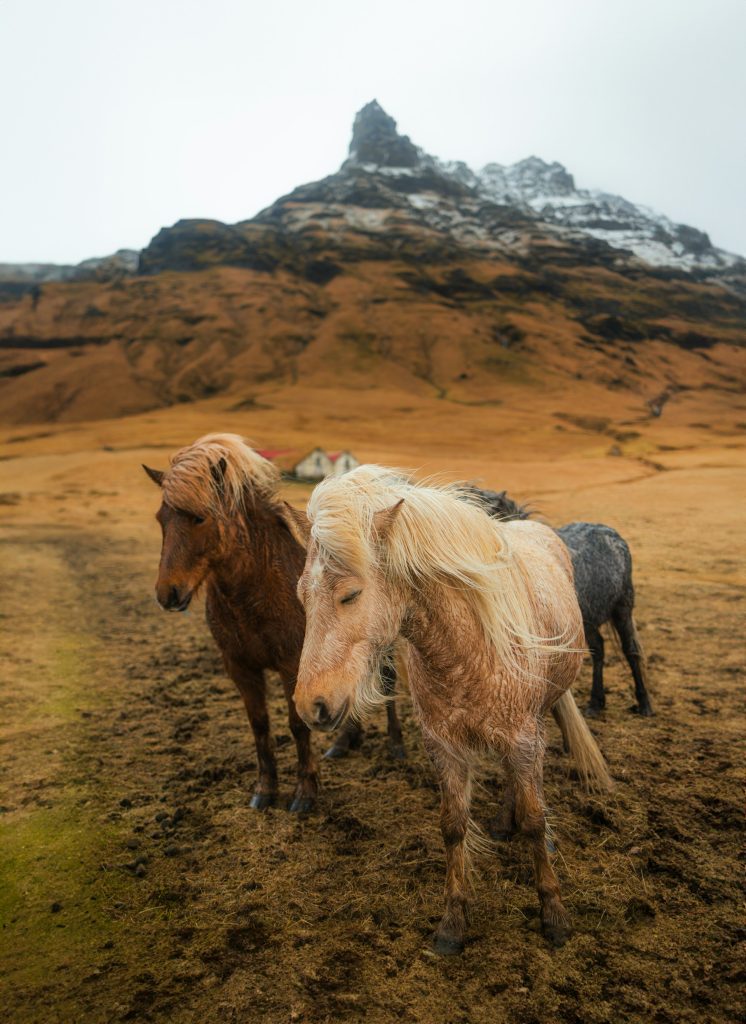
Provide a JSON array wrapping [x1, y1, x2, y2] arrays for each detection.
[[1, 468, 744, 1024]]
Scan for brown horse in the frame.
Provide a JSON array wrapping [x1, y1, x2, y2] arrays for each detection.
[[144, 434, 405, 809], [143, 434, 319, 811], [287, 465, 612, 953]]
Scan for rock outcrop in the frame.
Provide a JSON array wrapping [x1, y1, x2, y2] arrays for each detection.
[[0, 249, 138, 286], [135, 100, 743, 285]]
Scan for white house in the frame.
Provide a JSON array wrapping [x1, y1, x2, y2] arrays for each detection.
[[329, 450, 359, 476], [293, 448, 359, 481], [293, 447, 334, 481]]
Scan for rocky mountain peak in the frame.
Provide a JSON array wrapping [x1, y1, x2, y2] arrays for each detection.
[[510, 157, 576, 195], [346, 100, 421, 168], [479, 157, 576, 203]]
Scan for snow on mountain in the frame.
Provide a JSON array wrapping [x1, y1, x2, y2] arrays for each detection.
[[471, 157, 737, 272], [342, 101, 740, 274]]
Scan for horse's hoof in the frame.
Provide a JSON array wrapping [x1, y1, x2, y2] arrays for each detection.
[[288, 795, 315, 814], [431, 932, 464, 956], [584, 704, 604, 719], [388, 743, 407, 761], [542, 919, 571, 948], [323, 743, 350, 759], [630, 703, 654, 717], [249, 792, 275, 810]]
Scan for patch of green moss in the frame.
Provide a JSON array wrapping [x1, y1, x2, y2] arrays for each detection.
[[0, 800, 129, 992], [35, 629, 100, 722], [0, 610, 168, 1015]]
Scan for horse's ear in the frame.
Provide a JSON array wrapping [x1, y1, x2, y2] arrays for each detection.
[[210, 457, 227, 488], [279, 501, 311, 547], [143, 464, 165, 487], [372, 498, 404, 543]]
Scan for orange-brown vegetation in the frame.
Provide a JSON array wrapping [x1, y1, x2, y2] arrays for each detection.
[[1, 364, 744, 1021], [0, 253, 743, 426]]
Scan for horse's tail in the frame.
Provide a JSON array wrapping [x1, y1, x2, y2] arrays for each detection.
[[552, 690, 613, 793]]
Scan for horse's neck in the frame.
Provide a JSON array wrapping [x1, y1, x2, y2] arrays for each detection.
[[211, 504, 302, 600], [401, 585, 489, 695]]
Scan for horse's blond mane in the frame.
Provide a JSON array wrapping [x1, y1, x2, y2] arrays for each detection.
[[307, 465, 575, 682], [163, 433, 280, 517]]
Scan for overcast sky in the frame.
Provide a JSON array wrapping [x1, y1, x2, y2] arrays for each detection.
[[1, 0, 744, 264]]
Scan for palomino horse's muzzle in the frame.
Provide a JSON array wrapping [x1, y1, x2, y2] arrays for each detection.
[[295, 691, 350, 733]]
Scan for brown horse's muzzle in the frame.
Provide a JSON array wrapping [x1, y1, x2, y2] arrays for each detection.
[[155, 581, 193, 612]]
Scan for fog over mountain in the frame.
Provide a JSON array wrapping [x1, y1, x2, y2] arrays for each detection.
[[1, 0, 744, 263]]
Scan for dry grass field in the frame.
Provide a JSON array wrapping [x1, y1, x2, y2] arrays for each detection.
[[1, 378, 744, 1023]]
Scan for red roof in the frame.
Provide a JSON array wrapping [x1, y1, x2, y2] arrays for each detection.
[[256, 448, 292, 460]]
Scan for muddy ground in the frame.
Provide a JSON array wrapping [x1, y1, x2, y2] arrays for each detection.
[[1, 413, 744, 1024]]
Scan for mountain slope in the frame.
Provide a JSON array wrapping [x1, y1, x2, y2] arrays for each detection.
[[0, 101, 743, 425]]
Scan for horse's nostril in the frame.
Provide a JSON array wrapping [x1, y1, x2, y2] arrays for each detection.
[[168, 586, 180, 608], [313, 699, 331, 726]]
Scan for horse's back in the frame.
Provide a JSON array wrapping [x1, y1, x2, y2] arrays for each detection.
[[557, 522, 632, 626], [505, 519, 576, 587], [504, 519, 583, 639], [502, 519, 584, 701]]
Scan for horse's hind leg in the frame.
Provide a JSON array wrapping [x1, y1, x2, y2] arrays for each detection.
[[426, 739, 472, 955], [231, 664, 278, 810], [585, 624, 606, 717], [612, 605, 654, 716], [281, 676, 319, 813], [510, 732, 570, 947], [382, 663, 406, 760], [324, 719, 364, 759]]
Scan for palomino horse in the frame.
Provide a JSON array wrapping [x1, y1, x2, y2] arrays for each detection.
[[331, 487, 653, 754], [286, 466, 612, 953], [144, 434, 405, 811]]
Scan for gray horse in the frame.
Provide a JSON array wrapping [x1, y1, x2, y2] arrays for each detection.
[[326, 486, 652, 758], [472, 488, 653, 718]]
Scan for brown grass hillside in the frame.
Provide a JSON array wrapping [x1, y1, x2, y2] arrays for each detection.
[[0, 255, 744, 427]]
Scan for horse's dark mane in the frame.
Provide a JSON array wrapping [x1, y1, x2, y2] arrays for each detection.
[[468, 486, 533, 522]]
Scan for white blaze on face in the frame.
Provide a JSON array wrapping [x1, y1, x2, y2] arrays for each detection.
[[309, 556, 324, 591]]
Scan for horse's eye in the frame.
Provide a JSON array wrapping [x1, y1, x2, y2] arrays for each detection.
[[340, 589, 361, 605], [191, 514, 205, 526]]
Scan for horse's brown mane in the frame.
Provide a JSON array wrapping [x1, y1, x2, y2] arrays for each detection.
[[163, 433, 280, 518]]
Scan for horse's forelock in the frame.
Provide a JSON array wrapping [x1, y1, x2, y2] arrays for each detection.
[[307, 464, 578, 682], [163, 433, 279, 518]]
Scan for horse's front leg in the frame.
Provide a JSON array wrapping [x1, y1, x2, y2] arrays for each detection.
[[323, 718, 364, 759], [229, 663, 278, 810], [382, 662, 406, 760], [426, 740, 472, 955], [281, 675, 319, 813], [510, 732, 570, 946]]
